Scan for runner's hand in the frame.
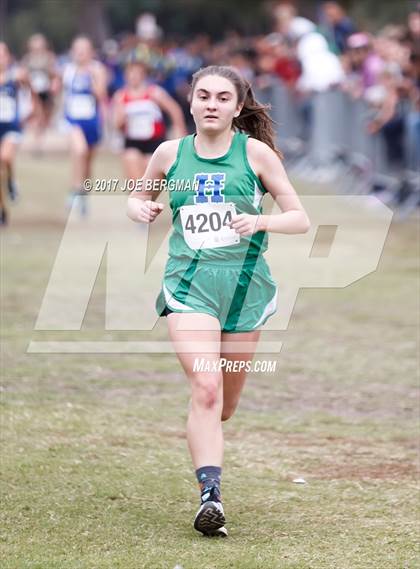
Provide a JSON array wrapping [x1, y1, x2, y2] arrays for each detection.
[[230, 213, 262, 236], [137, 200, 164, 223]]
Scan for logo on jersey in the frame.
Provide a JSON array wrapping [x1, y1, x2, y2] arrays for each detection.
[[193, 173, 226, 204]]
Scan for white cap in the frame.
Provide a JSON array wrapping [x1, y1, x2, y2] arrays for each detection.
[[297, 32, 330, 59], [136, 13, 162, 40], [288, 17, 316, 40]]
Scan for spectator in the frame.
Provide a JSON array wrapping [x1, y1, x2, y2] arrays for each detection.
[[403, 7, 420, 52], [101, 38, 125, 98], [262, 33, 301, 87], [366, 69, 405, 168], [228, 48, 257, 84], [343, 33, 384, 96], [272, 2, 298, 37], [319, 1, 357, 55], [297, 31, 343, 139], [287, 16, 317, 44], [296, 32, 344, 92], [164, 36, 207, 131]]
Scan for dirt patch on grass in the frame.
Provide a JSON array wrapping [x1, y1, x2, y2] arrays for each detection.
[[243, 374, 419, 422], [312, 460, 419, 480], [227, 430, 419, 481]]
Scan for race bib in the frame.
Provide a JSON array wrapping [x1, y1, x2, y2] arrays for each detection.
[[0, 94, 17, 122], [126, 113, 154, 140], [67, 94, 96, 120], [180, 202, 240, 250]]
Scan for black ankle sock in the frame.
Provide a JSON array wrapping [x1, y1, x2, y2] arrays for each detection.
[[195, 465, 222, 501]]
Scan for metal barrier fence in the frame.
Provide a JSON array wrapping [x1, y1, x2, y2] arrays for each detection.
[[255, 78, 420, 219]]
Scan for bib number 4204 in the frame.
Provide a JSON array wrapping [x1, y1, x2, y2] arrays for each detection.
[[184, 209, 233, 234], [180, 202, 240, 250]]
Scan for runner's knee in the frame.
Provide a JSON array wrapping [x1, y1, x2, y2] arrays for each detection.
[[0, 147, 13, 164], [190, 374, 222, 410], [72, 145, 88, 159]]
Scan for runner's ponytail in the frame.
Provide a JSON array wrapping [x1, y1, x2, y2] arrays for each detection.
[[233, 83, 283, 159]]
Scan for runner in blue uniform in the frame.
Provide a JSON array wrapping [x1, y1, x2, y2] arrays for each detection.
[[0, 42, 31, 225], [62, 36, 108, 216]]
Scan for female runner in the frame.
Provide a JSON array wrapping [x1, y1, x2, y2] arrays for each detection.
[[113, 57, 186, 180], [127, 65, 310, 536], [0, 42, 30, 224], [22, 33, 59, 151], [62, 36, 108, 216]]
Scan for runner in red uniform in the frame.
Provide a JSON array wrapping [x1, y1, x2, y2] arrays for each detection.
[[113, 58, 186, 180]]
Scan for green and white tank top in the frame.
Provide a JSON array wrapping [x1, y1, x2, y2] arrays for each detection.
[[165, 131, 268, 263]]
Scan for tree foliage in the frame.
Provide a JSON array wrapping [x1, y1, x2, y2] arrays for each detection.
[[2, 0, 414, 55]]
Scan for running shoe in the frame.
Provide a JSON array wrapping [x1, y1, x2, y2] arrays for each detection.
[[194, 486, 226, 536], [202, 526, 228, 538]]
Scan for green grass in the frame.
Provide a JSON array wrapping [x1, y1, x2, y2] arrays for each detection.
[[1, 150, 419, 568]]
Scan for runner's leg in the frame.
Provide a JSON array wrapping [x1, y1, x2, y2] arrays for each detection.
[[220, 329, 261, 421], [123, 148, 147, 180], [0, 136, 19, 222], [167, 311, 223, 468], [85, 145, 95, 181], [69, 126, 88, 188]]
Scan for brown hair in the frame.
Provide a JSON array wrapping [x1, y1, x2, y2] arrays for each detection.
[[191, 65, 283, 159]]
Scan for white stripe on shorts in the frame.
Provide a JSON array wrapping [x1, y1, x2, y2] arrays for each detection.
[[253, 287, 278, 329], [163, 282, 194, 312]]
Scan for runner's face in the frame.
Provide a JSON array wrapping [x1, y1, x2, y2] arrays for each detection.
[[72, 39, 93, 65], [191, 75, 242, 132], [29, 35, 47, 53], [125, 64, 146, 87]]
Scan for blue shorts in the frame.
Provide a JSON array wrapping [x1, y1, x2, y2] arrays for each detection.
[[66, 117, 101, 147], [0, 122, 21, 143]]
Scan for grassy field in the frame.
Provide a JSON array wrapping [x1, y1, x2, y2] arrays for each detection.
[[1, 150, 419, 569]]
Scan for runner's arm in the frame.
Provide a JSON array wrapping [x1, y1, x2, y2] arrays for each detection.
[[247, 138, 311, 234], [91, 63, 108, 102], [126, 139, 179, 222], [152, 86, 187, 138], [112, 90, 126, 131]]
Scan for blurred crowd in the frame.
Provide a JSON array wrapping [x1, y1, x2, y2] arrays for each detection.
[[0, 1, 419, 223]]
